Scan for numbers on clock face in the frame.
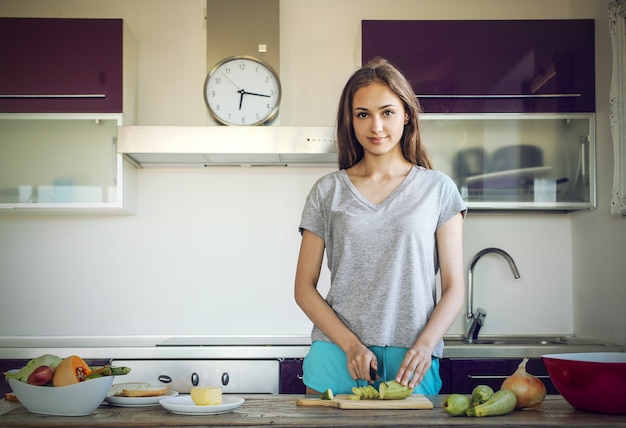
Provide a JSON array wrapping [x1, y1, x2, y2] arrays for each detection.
[[204, 57, 281, 126]]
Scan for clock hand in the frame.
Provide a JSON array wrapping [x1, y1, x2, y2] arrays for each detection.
[[236, 88, 271, 111], [221, 72, 241, 90], [238, 90, 244, 110], [241, 90, 271, 98]]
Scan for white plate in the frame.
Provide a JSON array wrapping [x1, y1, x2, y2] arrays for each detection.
[[159, 395, 245, 415], [105, 389, 179, 407]]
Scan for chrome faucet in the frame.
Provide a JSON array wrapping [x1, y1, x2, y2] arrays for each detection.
[[465, 248, 520, 342]]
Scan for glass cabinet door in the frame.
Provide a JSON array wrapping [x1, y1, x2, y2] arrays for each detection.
[[0, 114, 133, 212], [421, 113, 595, 211]]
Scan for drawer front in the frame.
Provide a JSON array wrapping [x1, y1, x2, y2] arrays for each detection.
[[448, 358, 558, 394]]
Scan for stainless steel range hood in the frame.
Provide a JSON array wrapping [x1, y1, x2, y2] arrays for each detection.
[[117, 126, 338, 167]]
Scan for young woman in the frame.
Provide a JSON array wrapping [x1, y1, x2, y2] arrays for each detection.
[[295, 57, 467, 395]]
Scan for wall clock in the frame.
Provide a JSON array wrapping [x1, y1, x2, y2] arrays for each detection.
[[204, 55, 281, 126]]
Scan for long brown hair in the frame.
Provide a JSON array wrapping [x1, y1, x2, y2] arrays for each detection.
[[336, 57, 432, 170]]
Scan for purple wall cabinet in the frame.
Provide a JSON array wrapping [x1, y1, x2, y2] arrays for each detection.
[[362, 20, 595, 113], [0, 18, 124, 114]]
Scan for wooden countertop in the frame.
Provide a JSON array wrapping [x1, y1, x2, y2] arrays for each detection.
[[1, 395, 626, 427]]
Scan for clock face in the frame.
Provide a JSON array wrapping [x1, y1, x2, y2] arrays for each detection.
[[204, 56, 281, 126]]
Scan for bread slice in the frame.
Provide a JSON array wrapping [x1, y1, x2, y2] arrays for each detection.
[[110, 382, 150, 396], [5, 392, 19, 402], [121, 385, 169, 397]]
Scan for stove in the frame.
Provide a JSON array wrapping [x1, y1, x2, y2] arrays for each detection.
[[112, 335, 311, 394]]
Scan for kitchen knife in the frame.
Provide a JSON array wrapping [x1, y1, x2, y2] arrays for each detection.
[[369, 367, 380, 381]]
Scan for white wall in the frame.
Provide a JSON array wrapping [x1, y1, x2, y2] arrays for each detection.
[[569, 0, 626, 348], [0, 167, 332, 336], [0, 0, 622, 346]]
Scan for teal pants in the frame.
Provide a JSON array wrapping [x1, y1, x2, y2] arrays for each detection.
[[302, 341, 442, 394]]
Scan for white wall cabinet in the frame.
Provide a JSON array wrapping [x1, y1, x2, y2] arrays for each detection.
[[0, 113, 136, 214], [0, 17, 137, 214], [422, 113, 595, 212]]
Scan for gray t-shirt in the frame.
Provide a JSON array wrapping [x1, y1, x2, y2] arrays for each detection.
[[299, 166, 467, 358]]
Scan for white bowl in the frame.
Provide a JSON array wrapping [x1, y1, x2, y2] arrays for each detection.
[[7, 374, 114, 416]]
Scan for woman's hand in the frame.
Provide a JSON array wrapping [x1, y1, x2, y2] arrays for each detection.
[[345, 341, 378, 383], [395, 342, 433, 388]]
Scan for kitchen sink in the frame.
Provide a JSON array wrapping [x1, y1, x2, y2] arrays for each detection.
[[444, 336, 576, 346], [466, 339, 560, 345], [442, 335, 623, 358]]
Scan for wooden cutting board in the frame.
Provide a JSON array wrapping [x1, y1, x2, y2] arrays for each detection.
[[296, 394, 433, 410]]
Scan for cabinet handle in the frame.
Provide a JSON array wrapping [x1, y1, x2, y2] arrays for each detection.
[[0, 94, 106, 98], [468, 374, 551, 380], [416, 94, 581, 99]]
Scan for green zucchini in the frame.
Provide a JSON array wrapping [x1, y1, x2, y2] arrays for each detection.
[[378, 380, 413, 400], [351, 385, 379, 399], [321, 388, 334, 400], [471, 384, 494, 406], [443, 393, 472, 416], [466, 389, 517, 417]]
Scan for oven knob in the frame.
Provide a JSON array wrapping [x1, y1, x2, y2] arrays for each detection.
[[158, 375, 172, 383], [191, 372, 199, 386], [221, 372, 229, 386]]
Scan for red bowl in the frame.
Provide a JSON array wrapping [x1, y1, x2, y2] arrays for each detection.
[[542, 352, 626, 414]]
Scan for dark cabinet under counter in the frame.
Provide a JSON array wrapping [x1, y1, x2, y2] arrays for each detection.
[[279, 358, 306, 394], [362, 19, 595, 114], [440, 357, 557, 395]]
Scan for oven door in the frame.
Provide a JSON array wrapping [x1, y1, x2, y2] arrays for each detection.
[[111, 360, 279, 394]]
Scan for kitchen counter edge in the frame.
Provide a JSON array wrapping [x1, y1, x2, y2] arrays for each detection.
[[0, 335, 621, 360], [2, 395, 626, 427]]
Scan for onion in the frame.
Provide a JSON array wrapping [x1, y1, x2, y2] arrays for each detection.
[[501, 357, 546, 409]]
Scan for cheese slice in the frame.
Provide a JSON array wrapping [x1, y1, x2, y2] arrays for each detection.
[[191, 386, 222, 406]]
